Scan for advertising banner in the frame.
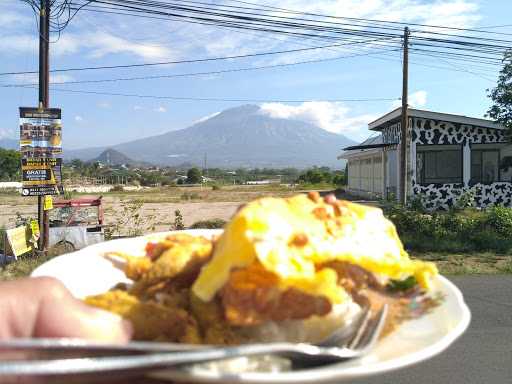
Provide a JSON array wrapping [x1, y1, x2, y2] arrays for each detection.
[[19, 107, 63, 196]]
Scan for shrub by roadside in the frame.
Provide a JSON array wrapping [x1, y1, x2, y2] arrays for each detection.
[[383, 204, 512, 254], [189, 218, 227, 229]]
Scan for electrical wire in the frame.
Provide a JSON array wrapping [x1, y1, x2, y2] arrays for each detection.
[[3, 84, 400, 103], [0, 47, 400, 87], [0, 37, 399, 76]]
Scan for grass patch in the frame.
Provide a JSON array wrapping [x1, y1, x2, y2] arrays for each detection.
[[410, 251, 512, 275], [0, 253, 52, 281]]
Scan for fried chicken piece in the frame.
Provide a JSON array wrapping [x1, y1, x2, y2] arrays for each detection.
[[104, 252, 153, 281], [189, 292, 245, 345], [127, 234, 213, 296], [220, 263, 331, 326], [85, 290, 201, 343]]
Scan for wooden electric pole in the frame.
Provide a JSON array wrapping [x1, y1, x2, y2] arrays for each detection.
[[38, 0, 50, 251], [399, 27, 409, 205]]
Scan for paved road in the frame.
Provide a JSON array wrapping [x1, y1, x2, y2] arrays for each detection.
[[351, 275, 512, 384]]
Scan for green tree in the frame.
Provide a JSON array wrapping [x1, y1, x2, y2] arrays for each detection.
[[0, 149, 21, 181], [139, 171, 162, 186], [332, 171, 346, 186], [298, 167, 334, 184], [186, 167, 202, 184], [487, 50, 512, 138]]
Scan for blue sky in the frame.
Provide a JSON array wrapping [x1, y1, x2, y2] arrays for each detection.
[[0, 0, 511, 149]]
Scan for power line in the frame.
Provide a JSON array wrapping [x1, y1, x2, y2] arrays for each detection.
[[224, 0, 512, 38], [0, 38, 396, 76], [69, 1, 511, 66], [74, 0, 512, 49], [1, 47, 399, 87], [4, 85, 401, 103]]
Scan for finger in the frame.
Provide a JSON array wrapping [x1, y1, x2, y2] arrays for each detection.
[[0, 277, 132, 342]]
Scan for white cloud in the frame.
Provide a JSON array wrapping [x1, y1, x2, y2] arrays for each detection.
[[277, 0, 480, 29], [9, 73, 74, 85], [74, 116, 83, 122], [0, 128, 16, 139], [259, 102, 378, 134], [194, 111, 220, 124], [0, 9, 31, 28], [392, 90, 427, 108], [0, 35, 37, 55], [83, 32, 172, 60], [0, 31, 173, 60], [98, 102, 111, 109], [0, 0, 480, 65], [154, 106, 167, 113]]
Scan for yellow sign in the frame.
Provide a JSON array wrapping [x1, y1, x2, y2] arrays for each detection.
[[44, 195, 53, 210], [5, 226, 32, 258]]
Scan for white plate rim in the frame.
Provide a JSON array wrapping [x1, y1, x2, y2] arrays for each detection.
[[31, 230, 471, 383]]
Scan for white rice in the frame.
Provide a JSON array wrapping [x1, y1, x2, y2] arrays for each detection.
[[237, 298, 362, 344]]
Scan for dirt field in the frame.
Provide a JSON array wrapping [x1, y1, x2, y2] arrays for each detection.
[[0, 185, 333, 233]]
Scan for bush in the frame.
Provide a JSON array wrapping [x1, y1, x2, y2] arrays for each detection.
[[173, 210, 185, 230], [180, 192, 201, 200], [383, 204, 510, 253], [211, 184, 221, 191], [486, 206, 512, 237], [189, 218, 227, 229], [471, 230, 512, 253], [110, 184, 124, 192], [186, 168, 202, 184]]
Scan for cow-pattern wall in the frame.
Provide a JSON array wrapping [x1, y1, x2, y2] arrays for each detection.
[[382, 122, 401, 144], [410, 117, 510, 209], [411, 118, 505, 145], [412, 182, 512, 210]]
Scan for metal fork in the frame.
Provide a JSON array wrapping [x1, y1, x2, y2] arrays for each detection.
[[0, 305, 387, 376]]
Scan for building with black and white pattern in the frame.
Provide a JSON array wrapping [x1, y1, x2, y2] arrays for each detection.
[[339, 108, 512, 210]]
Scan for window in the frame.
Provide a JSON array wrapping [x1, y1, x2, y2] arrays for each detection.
[[471, 150, 500, 183], [416, 146, 462, 184]]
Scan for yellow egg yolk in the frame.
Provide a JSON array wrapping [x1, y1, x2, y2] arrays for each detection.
[[192, 194, 437, 304]]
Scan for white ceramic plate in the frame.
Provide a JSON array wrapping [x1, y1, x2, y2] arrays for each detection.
[[31, 229, 471, 383]]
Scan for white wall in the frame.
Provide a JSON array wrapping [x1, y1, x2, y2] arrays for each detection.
[[387, 150, 398, 193], [348, 154, 384, 196]]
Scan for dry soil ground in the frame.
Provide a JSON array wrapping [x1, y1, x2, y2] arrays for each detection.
[[0, 185, 328, 232]]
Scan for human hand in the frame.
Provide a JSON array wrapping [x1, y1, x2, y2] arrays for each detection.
[[0, 277, 132, 342]]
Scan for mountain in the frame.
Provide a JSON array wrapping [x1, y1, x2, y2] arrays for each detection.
[[91, 148, 138, 166], [0, 138, 18, 150], [64, 105, 356, 168]]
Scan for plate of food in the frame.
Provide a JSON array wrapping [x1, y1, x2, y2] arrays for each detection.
[[31, 192, 470, 383]]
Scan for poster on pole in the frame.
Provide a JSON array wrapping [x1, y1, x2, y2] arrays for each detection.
[[19, 107, 64, 196]]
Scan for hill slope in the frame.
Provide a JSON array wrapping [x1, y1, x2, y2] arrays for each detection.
[[65, 105, 356, 168], [91, 148, 136, 166], [0, 138, 18, 150]]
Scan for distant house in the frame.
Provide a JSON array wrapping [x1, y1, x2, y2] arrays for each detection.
[[246, 179, 281, 185], [339, 108, 512, 209]]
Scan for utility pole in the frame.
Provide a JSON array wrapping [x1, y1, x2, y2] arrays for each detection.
[[399, 26, 409, 206], [38, 0, 50, 251]]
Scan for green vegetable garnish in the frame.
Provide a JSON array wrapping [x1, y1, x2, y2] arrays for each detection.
[[387, 276, 417, 292]]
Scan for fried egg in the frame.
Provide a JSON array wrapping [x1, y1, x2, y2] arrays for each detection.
[[192, 193, 437, 304]]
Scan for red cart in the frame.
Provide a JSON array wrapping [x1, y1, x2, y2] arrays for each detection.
[[48, 196, 105, 252]]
